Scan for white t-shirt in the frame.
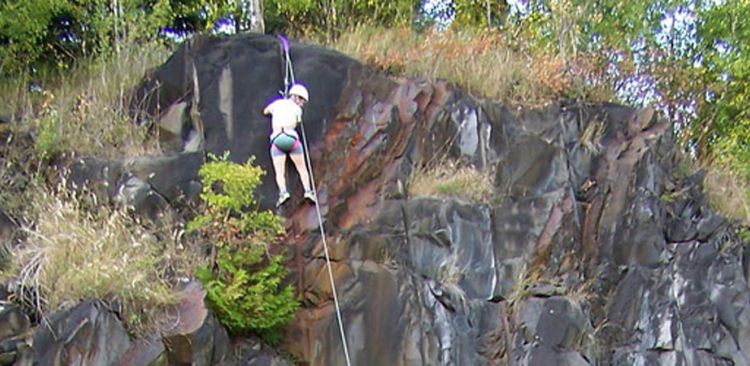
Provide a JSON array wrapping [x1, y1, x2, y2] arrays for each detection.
[[263, 98, 302, 136]]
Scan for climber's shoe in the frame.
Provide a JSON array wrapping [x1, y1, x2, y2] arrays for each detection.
[[276, 191, 291, 207], [303, 190, 317, 203]]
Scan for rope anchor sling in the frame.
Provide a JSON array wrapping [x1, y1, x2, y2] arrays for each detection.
[[277, 35, 353, 366]]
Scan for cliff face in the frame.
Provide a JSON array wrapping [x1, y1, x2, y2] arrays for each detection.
[[4, 33, 748, 365], [132, 34, 748, 365]]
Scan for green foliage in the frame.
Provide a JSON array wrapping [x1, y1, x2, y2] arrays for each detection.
[[506, 0, 703, 124], [197, 246, 299, 343], [512, 0, 673, 54], [198, 153, 262, 213], [187, 152, 284, 238], [169, 0, 236, 34], [500, 0, 750, 214], [712, 137, 750, 182], [0, 0, 66, 73], [265, 0, 420, 36], [450, 0, 509, 30], [190, 152, 296, 342], [0, 40, 166, 159], [0, 0, 173, 74], [691, 1, 750, 170]]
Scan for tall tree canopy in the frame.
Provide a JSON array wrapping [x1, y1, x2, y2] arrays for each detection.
[[693, 0, 750, 175], [502, 0, 750, 172], [0, 0, 174, 73], [0, 0, 420, 74]]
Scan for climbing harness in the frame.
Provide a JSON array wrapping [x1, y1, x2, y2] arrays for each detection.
[[277, 35, 353, 366], [270, 129, 302, 156]]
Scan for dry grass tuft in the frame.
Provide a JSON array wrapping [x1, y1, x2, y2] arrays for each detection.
[[409, 161, 494, 203], [704, 163, 750, 227], [580, 118, 606, 154], [665, 148, 750, 228], [4, 184, 203, 332], [320, 25, 613, 106]]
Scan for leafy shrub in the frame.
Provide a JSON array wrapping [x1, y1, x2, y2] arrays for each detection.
[[196, 246, 298, 344], [189, 153, 298, 343]]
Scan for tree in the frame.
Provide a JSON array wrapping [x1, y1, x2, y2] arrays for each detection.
[[0, 0, 173, 74], [263, 0, 421, 37], [505, 1, 698, 129], [503, 0, 750, 179], [187, 153, 296, 344], [166, 0, 263, 35], [0, 0, 67, 73], [691, 0, 750, 176], [452, 0, 510, 29]]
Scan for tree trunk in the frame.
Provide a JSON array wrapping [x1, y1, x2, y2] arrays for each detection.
[[486, 0, 491, 26], [112, 0, 120, 55], [250, 0, 264, 33], [235, 0, 242, 33]]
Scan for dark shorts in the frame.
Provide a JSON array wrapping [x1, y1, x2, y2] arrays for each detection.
[[270, 131, 302, 156]]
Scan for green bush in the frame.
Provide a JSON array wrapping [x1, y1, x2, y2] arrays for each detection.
[[190, 153, 298, 344], [196, 246, 298, 344], [187, 152, 283, 238]]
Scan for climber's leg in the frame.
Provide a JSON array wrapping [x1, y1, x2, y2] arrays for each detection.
[[271, 145, 290, 206]]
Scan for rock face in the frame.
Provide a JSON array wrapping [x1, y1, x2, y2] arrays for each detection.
[[118, 281, 233, 366], [129, 34, 750, 365], [30, 300, 132, 365], [24, 33, 748, 365], [0, 300, 31, 365], [6, 282, 248, 366]]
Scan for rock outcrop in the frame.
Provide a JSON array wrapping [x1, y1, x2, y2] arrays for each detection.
[[7, 33, 747, 365], [127, 34, 748, 365], [0, 282, 236, 366]]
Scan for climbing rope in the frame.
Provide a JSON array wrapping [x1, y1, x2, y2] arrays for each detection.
[[278, 35, 353, 366], [278, 35, 296, 95]]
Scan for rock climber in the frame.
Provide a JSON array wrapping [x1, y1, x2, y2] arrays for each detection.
[[263, 82, 316, 207]]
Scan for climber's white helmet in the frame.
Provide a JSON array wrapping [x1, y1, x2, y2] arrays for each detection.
[[289, 83, 309, 102]]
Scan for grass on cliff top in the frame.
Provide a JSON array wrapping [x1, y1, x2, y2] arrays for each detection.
[[665, 149, 750, 230], [704, 164, 750, 227], [0, 41, 168, 159], [320, 25, 614, 106], [408, 161, 494, 204], [1, 184, 204, 332]]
